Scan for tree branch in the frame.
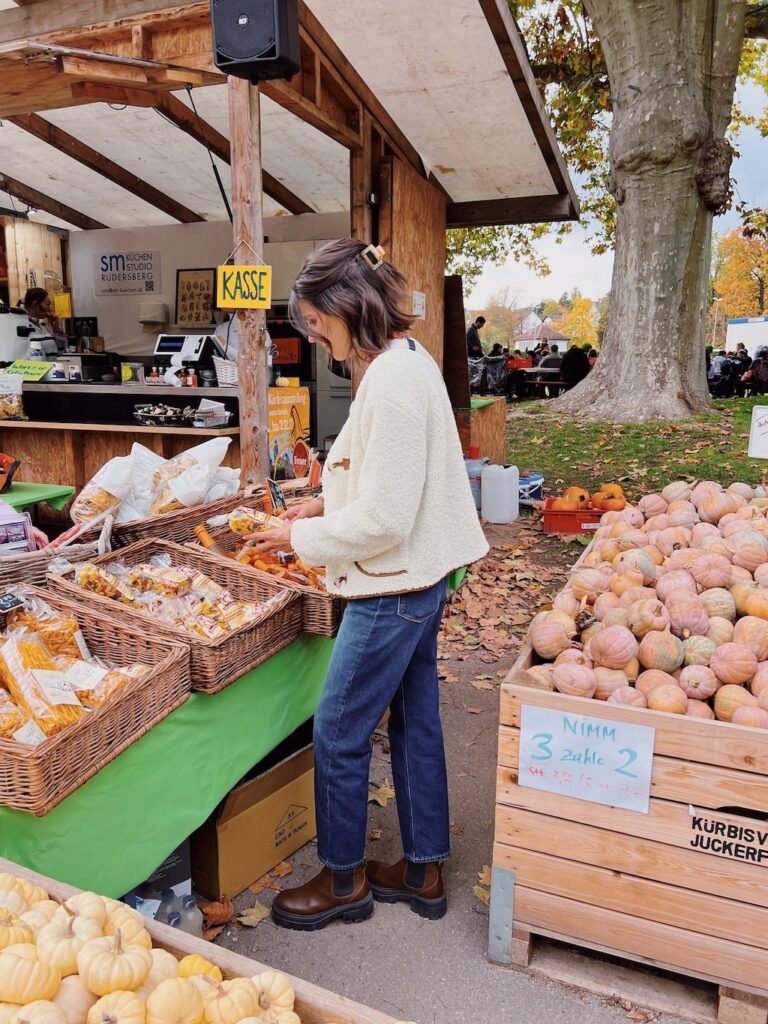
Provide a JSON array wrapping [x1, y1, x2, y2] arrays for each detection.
[[745, 1, 768, 38], [531, 62, 607, 90]]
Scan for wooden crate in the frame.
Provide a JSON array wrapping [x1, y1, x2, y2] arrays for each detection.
[[0, 856, 404, 1024], [454, 397, 507, 465], [491, 643, 768, 1022]]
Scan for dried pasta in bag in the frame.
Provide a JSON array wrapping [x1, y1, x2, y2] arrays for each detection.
[[8, 595, 91, 661], [0, 636, 84, 737], [56, 657, 133, 710], [76, 563, 136, 604], [229, 507, 283, 535], [0, 688, 27, 739], [0, 374, 24, 421], [71, 455, 133, 524]]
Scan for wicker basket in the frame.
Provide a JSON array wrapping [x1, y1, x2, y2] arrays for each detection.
[[0, 519, 112, 591], [47, 539, 302, 695], [213, 356, 239, 387], [0, 586, 189, 816], [199, 526, 343, 637], [80, 489, 264, 549]]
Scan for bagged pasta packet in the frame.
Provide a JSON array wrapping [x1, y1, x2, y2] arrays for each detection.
[[71, 455, 134, 524], [229, 507, 283, 534], [56, 656, 133, 710], [149, 438, 232, 516], [0, 374, 24, 421], [0, 687, 28, 739], [0, 633, 84, 737], [8, 593, 91, 661], [76, 562, 137, 604]]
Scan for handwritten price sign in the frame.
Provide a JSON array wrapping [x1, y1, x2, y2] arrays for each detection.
[[519, 705, 655, 813]]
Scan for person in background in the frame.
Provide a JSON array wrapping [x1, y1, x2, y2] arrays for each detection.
[[560, 343, 590, 386], [539, 342, 562, 369], [489, 342, 504, 357], [588, 348, 598, 369], [248, 238, 488, 931], [23, 288, 66, 354], [709, 349, 729, 379], [466, 316, 485, 357]]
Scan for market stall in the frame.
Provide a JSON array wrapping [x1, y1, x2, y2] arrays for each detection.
[[490, 480, 768, 1018]]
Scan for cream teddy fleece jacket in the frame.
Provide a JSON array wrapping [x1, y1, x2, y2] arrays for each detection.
[[291, 338, 489, 598]]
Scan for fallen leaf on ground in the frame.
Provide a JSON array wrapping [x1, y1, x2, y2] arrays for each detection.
[[473, 885, 490, 906], [625, 1012, 654, 1023], [450, 822, 464, 835], [202, 925, 225, 942], [439, 672, 459, 683], [237, 904, 270, 928], [249, 875, 281, 895], [368, 781, 395, 807], [477, 865, 491, 886], [369, 828, 382, 841], [465, 706, 482, 714], [199, 898, 234, 927], [272, 861, 294, 878], [472, 679, 495, 691]]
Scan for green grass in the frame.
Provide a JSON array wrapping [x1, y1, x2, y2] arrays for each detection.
[[506, 398, 768, 501]]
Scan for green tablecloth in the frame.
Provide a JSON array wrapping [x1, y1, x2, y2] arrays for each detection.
[[0, 634, 333, 897], [3, 483, 75, 511]]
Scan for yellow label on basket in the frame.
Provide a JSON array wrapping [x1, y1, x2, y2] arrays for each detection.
[[216, 265, 272, 309]]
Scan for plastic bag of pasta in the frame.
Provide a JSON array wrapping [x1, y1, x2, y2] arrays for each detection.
[[71, 455, 134, 524], [8, 593, 91, 661], [0, 634, 84, 737]]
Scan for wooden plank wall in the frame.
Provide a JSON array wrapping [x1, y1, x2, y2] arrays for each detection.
[[378, 156, 447, 367], [2, 217, 64, 304]]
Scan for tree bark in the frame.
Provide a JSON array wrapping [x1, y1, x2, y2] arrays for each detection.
[[553, 0, 746, 422]]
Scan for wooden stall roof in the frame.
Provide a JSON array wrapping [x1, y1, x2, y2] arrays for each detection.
[[0, 0, 577, 231]]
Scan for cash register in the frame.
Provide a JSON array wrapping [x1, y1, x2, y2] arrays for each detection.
[[153, 333, 227, 374]]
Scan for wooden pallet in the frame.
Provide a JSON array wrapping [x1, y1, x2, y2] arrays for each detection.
[[491, 638, 768, 1024], [0, 857, 404, 1024]]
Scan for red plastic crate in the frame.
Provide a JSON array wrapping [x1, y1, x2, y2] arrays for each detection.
[[542, 498, 603, 535]]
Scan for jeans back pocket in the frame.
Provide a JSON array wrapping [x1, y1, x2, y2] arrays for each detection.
[[397, 581, 446, 623]]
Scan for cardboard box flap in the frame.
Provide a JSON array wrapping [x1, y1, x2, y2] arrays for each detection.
[[218, 745, 314, 825]]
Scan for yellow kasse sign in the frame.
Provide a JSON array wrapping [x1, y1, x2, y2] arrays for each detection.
[[217, 265, 272, 309]]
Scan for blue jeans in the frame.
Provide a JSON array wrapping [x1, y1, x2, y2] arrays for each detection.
[[314, 578, 450, 871]]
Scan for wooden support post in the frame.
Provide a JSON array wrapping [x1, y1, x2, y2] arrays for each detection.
[[228, 76, 268, 488], [718, 989, 768, 1024], [350, 111, 372, 241]]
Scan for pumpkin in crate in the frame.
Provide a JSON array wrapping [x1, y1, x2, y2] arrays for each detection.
[[9, 1002, 65, 1024], [710, 643, 758, 685], [637, 629, 684, 673], [86, 992, 145, 1024], [146, 979, 204, 1024], [563, 487, 590, 508], [0, 945, 61, 1003], [714, 684, 758, 722], [76, 933, 151, 996]]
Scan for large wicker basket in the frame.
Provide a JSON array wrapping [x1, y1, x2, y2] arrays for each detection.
[[0, 586, 189, 816], [0, 520, 112, 591], [197, 526, 343, 637], [80, 489, 264, 549], [47, 539, 302, 695]]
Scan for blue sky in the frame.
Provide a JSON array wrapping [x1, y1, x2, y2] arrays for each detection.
[[467, 83, 768, 310]]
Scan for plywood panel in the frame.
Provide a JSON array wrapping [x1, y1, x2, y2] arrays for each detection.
[[379, 156, 447, 366], [3, 217, 63, 304]]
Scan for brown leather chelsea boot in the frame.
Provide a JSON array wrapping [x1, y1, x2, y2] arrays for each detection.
[[366, 858, 447, 920], [271, 866, 373, 931]]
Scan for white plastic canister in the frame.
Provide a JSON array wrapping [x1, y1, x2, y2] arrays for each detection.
[[481, 464, 520, 523], [464, 452, 488, 511]]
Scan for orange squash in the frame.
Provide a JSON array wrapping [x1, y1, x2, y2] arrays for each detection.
[[600, 483, 625, 499], [647, 684, 688, 715], [551, 498, 579, 512], [563, 487, 590, 508], [714, 684, 758, 722]]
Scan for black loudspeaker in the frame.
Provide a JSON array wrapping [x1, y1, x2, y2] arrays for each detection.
[[211, 0, 300, 82]]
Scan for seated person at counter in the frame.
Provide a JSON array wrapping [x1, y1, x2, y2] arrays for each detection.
[[539, 343, 562, 369], [23, 288, 67, 354]]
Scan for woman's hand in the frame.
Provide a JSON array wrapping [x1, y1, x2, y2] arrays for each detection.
[[244, 522, 293, 554], [280, 497, 324, 523]]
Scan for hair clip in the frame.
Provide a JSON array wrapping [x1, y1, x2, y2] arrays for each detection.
[[359, 244, 385, 270]]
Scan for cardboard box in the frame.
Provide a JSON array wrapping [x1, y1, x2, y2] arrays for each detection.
[[192, 744, 316, 901]]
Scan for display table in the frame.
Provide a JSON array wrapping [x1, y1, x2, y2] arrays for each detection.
[[0, 633, 333, 897], [2, 482, 76, 511]]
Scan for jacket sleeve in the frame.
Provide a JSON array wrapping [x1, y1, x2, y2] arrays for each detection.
[[291, 396, 427, 568]]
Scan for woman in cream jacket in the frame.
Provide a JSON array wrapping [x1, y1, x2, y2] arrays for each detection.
[[249, 238, 488, 930]]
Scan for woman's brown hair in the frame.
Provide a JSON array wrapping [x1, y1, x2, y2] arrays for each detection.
[[289, 238, 415, 368]]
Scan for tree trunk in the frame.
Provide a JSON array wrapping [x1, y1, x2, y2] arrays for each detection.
[[554, 0, 746, 422]]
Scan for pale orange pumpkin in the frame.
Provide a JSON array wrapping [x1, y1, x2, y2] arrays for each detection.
[[686, 700, 715, 719], [592, 592, 621, 620], [638, 494, 668, 517], [602, 608, 630, 629], [678, 665, 719, 701], [635, 669, 678, 698], [714, 684, 758, 722], [614, 550, 656, 585], [710, 643, 758, 685], [731, 706, 768, 729], [588, 625, 638, 670], [664, 590, 709, 639], [647, 684, 688, 715], [626, 599, 670, 639], [593, 668, 629, 701], [690, 553, 733, 590], [553, 589, 581, 617], [529, 615, 576, 659], [656, 570, 697, 603], [744, 588, 768, 621], [706, 617, 734, 646], [644, 513, 671, 532], [661, 481, 692, 504], [699, 588, 736, 622], [733, 616, 768, 661], [750, 662, 768, 697], [609, 570, 645, 597], [690, 522, 721, 546], [682, 635, 717, 667], [607, 686, 647, 708], [552, 663, 598, 698]]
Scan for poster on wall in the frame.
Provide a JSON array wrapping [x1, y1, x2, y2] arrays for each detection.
[[94, 251, 161, 295], [176, 268, 216, 327], [268, 387, 311, 480]]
